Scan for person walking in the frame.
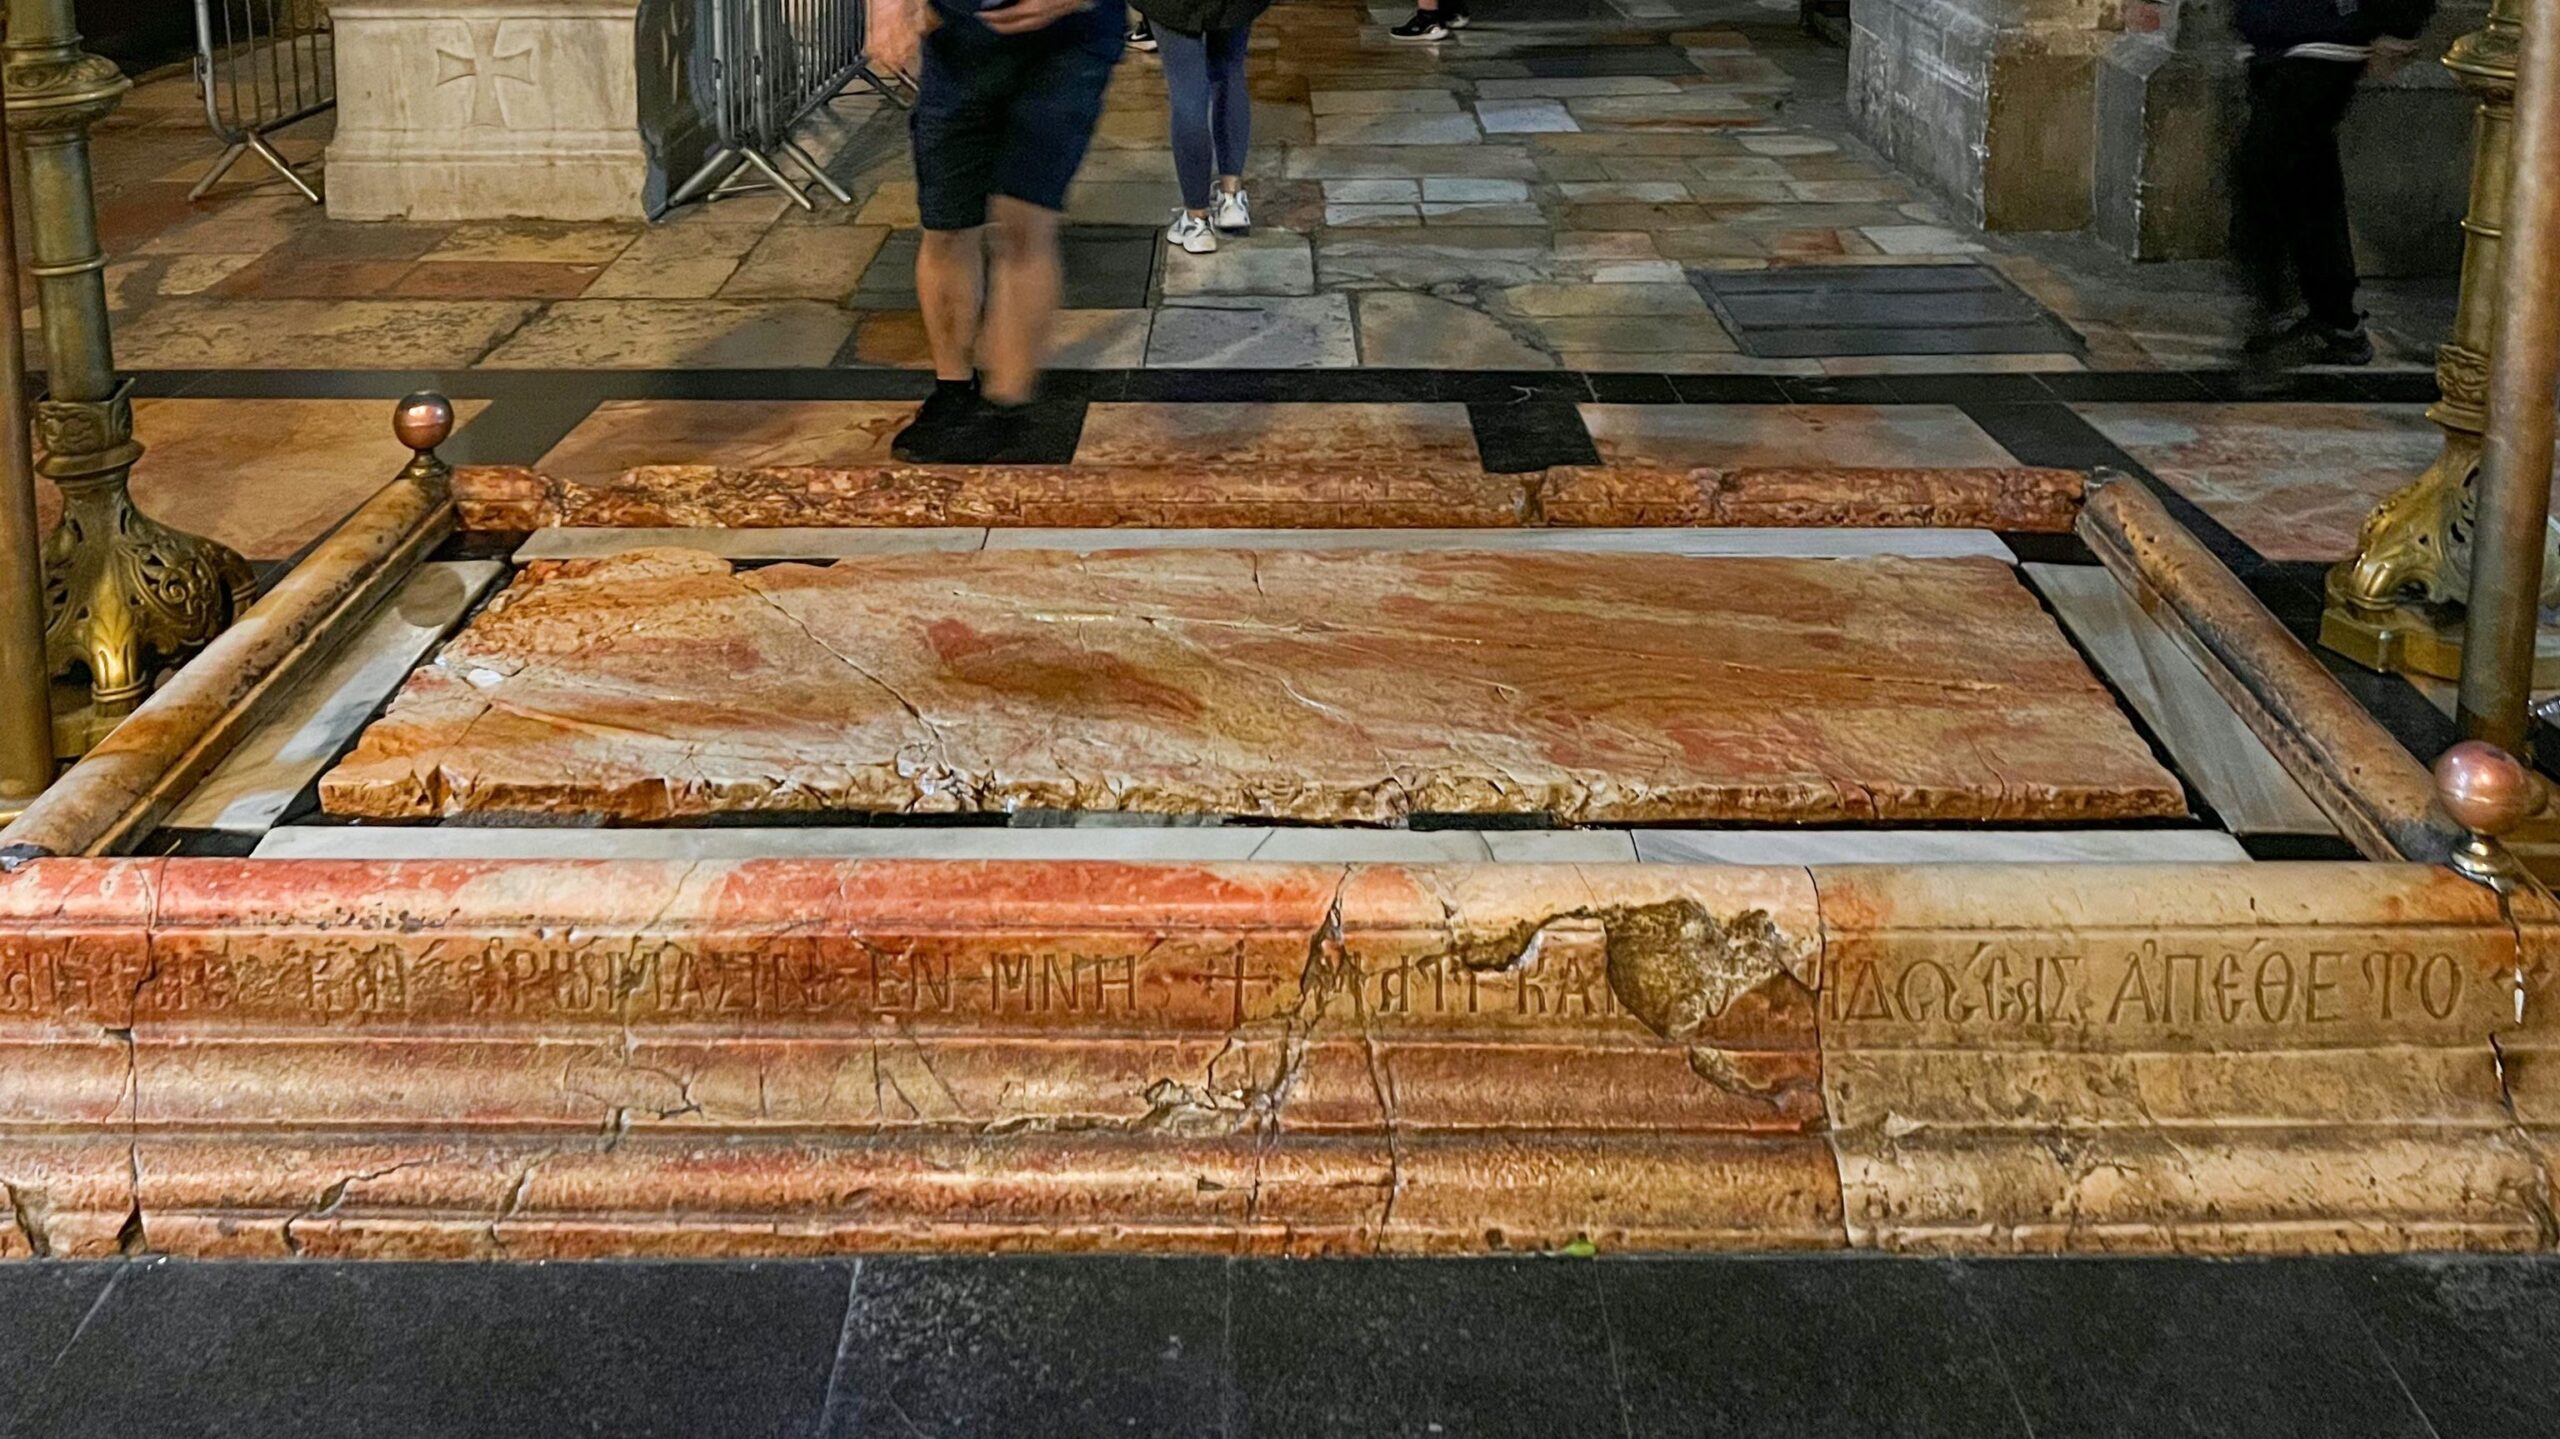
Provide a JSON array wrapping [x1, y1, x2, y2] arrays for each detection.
[[2230, 0, 2436, 367], [1387, 0, 1466, 42], [1134, 0, 1273, 256], [869, 0, 1126, 462]]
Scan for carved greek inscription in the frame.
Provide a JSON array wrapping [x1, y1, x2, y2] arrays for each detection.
[[1825, 936, 2479, 1033], [0, 939, 142, 1021]]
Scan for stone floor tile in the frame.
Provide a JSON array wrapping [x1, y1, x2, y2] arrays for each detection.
[[114, 298, 540, 369], [1326, 202, 1423, 226], [720, 224, 890, 300], [1422, 176, 1530, 202], [1309, 88, 1461, 114], [584, 225, 763, 299], [1525, 313, 1736, 354], [538, 399, 914, 477], [1049, 307, 1157, 367], [394, 260, 607, 299], [1558, 181, 1692, 202], [825, 1260, 1229, 1439], [1422, 201, 1549, 225], [1285, 144, 1538, 180], [1158, 230, 1317, 297], [1324, 178, 1421, 203], [1580, 402, 2015, 467], [1355, 291, 1558, 369], [1739, 130, 1841, 156], [1318, 228, 1557, 288], [1606, 1258, 2031, 1439], [1496, 280, 1710, 317], [2077, 402, 2448, 563], [1820, 353, 2085, 374], [418, 220, 643, 265], [1477, 98, 1582, 134], [1863, 223, 1986, 256], [1476, 75, 1682, 98], [1312, 111, 1485, 145], [1074, 399, 1481, 465], [0, 1264, 125, 1422], [204, 256, 418, 300], [1231, 1261, 1628, 1437], [6, 1260, 857, 1439], [844, 310, 930, 367], [2351, 1258, 2560, 1436], [1146, 294, 1359, 367], [1954, 1261, 2434, 1439], [478, 299, 857, 368]]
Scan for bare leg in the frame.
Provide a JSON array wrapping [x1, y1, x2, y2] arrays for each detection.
[[915, 226, 987, 383], [980, 195, 1061, 406]]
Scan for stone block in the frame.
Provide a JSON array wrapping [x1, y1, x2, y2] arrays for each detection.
[[2093, 32, 2236, 258], [327, 0, 650, 222]]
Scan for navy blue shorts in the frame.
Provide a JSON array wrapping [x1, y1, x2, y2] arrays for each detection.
[[911, 8, 1123, 230]]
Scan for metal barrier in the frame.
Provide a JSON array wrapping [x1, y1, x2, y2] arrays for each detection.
[[191, 0, 335, 204], [669, 0, 909, 210]]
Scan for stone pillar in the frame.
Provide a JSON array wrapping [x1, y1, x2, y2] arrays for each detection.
[[2092, 0, 2235, 259], [1848, 0, 2120, 232], [325, 0, 650, 222]]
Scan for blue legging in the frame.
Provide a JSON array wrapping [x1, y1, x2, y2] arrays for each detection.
[[1159, 24, 1252, 213]]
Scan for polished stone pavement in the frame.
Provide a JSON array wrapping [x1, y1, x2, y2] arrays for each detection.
[[2, 1255, 2554, 1437]]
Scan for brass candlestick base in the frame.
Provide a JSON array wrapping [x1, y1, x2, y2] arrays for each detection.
[[34, 392, 255, 712]]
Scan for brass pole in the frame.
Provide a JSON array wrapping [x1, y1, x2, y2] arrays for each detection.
[[2456, 0, 2560, 753], [0, 33, 52, 813], [5, 0, 252, 722]]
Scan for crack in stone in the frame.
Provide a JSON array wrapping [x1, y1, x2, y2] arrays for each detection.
[[2488, 888, 2560, 1249], [281, 1161, 424, 1257]]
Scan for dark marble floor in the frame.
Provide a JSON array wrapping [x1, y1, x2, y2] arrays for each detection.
[[1, 1254, 2550, 1438]]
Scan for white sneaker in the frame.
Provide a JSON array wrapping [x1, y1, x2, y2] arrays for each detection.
[[1211, 189, 1251, 234], [1166, 210, 1218, 254]]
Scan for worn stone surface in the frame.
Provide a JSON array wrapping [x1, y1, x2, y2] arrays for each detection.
[[318, 546, 2181, 824], [1813, 861, 2557, 1253], [447, 463, 2086, 533], [0, 857, 1835, 1257]]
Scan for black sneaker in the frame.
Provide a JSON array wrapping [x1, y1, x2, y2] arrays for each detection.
[[890, 381, 979, 461], [1390, 9, 1451, 39], [903, 399, 1031, 464], [2307, 323, 2376, 366], [1128, 18, 1157, 50], [2249, 314, 2375, 368]]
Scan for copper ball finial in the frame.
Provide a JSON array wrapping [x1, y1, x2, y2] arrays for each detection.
[[392, 392, 455, 456], [2433, 740, 2543, 840]]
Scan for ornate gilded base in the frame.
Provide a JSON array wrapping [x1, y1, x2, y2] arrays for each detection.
[[40, 475, 257, 715], [2321, 563, 2560, 687]]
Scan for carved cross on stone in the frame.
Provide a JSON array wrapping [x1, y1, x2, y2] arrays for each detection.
[[435, 22, 538, 129]]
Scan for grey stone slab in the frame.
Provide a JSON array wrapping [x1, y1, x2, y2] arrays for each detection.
[[1285, 146, 1539, 181], [1717, 288, 2048, 329], [169, 562, 506, 833], [1476, 99, 1581, 134], [1631, 829, 2251, 865], [1744, 324, 2076, 358], [1485, 829, 1642, 863], [1703, 263, 2010, 295], [1146, 295, 1359, 367], [1247, 829, 1496, 862], [1158, 231, 1316, 298], [1312, 113, 1485, 146], [1354, 292, 1557, 369], [1475, 77, 1681, 98], [2028, 563, 2338, 837], [1318, 230, 1557, 288]]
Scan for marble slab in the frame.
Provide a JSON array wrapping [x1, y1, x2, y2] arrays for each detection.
[[320, 547, 2187, 825], [169, 562, 508, 832], [1631, 829, 2249, 865], [2028, 563, 2337, 837]]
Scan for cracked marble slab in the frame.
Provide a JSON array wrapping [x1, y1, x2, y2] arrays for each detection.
[[321, 546, 2186, 825]]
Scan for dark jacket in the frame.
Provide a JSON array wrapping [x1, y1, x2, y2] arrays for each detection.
[[1133, 0, 1271, 36], [2235, 0, 2436, 53]]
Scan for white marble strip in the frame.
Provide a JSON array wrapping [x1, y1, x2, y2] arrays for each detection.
[[2026, 563, 2336, 838], [513, 526, 2015, 563], [169, 562, 508, 834], [251, 824, 2236, 864], [1630, 829, 2250, 865]]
